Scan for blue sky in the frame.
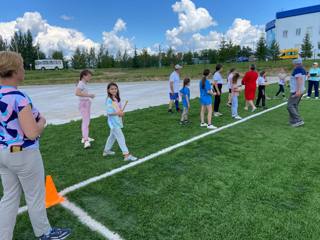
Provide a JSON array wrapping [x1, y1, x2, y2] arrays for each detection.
[[0, 0, 319, 56]]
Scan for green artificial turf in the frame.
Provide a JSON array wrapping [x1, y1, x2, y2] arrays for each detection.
[[1, 83, 319, 239], [67, 100, 320, 240]]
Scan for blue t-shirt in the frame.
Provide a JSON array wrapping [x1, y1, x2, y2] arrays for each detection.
[[0, 86, 40, 150], [290, 66, 306, 93], [309, 67, 320, 81], [180, 87, 190, 108], [106, 97, 123, 129], [199, 79, 212, 105]]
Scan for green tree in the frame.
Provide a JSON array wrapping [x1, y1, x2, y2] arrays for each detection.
[[52, 51, 64, 60], [268, 40, 280, 62], [301, 33, 313, 60], [132, 46, 139, 68], [0, 35, 8, 51], [72, 47, 87, 69], [218, 37, 228, 62], [24, 30, 37, 69], [238, 46, 252, 58], [87, 47, 97, 68], [255, 36, 267, 61], [182, 51, 193, 65]]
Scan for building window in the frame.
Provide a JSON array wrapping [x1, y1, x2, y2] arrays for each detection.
[[296, 28, 301, 36], [283, 30, 288, 38], [306, 27, 313, 37]]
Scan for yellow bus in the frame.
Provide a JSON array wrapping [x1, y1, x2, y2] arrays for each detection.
[[279, 48, 299, 60]]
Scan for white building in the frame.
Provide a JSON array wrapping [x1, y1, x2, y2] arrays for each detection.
[[266, 5, 320, 58]]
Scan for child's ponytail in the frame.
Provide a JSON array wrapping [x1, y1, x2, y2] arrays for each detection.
[[202, 69, 210, 89]]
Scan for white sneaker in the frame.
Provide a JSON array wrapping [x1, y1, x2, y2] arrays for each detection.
[[251, 107, 257, 112], [316, 97, 319, 100], [214, 112, 222, 117], [305, 96, 311, 99], [81, 137, 95, 143], [207, 124, 217, 129], [234, 116, 242, 120], [200, 123, 208, 127], [84, 141, 91, 149], [102, 150, 116, 157], [124, 155, 138, 161]]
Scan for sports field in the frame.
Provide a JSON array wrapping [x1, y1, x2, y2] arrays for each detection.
[[1, 84, 319, 240]]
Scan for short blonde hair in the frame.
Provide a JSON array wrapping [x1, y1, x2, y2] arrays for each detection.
[[0, 51, 23, 78]]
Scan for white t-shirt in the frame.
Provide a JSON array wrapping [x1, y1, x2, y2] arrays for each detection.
[[169, 71, 180, 93], [213, 72, 224, 84], [77, 80, 90, 100], [227, 73, 233, 89], [278, 73, 287, 85], [257, 76, 266, 86]]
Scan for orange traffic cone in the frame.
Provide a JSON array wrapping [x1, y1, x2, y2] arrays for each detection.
[[45, 175, 65, 208]]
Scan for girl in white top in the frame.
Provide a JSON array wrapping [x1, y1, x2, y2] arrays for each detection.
[[75, 70, 95, 149], [275, 68, 287, 99], [227, 68, 235, 107]]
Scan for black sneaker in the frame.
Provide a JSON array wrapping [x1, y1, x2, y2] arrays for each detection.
[[168, 109, 173, 113], [176, 108, 181, 113], [39, 227, 71, 240]]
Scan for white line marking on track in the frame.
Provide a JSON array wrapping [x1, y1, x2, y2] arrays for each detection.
[[61, 200, 123, 240]]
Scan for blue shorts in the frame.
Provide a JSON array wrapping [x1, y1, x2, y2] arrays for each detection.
[[169, 92, 179, 100], [200, 96, 212, 106]]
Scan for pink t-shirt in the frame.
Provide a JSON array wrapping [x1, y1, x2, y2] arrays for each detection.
[[232, 83, 239, 97]]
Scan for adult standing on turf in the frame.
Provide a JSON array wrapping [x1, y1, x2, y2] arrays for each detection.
[[306, 62, 320, 99], [242, 64, 258, 112], [168, 64, 182, 113], [212, 64, 223, 116], [287, 58, 306, 127], [0, 51, 71, 240]]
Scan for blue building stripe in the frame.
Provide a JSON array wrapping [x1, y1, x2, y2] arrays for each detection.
[[276, 4, 320, 19]]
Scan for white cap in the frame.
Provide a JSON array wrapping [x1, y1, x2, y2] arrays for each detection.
[[174, 64, 183, 70], [313, 62, 318, 66]]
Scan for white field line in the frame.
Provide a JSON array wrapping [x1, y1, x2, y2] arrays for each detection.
[[16, 100, 288, 239], [18, 100, 288, 217], [17, 100, 289, 237], [59, 101, 288, 195], [61, 200, 123, 240]]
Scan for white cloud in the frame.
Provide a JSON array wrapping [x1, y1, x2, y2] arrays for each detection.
[[191, 31, 223, 51], [0, 12, 99, 58], [15, 12, 47, 36], [35, 25, 99, 58], [102, 18, 134, 56], [225, 18, 265, 48], [113, 18, 126, 32], [60, 15, 74, 21], [0, 21, 16, 42], [166, 0, 216, 48], [166, 0, 265, 52]]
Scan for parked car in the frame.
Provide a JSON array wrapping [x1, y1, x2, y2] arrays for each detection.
[[237, 56, 249, 62]]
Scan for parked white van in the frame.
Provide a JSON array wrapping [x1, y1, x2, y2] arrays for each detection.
[[35, 59, 64, 70]]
